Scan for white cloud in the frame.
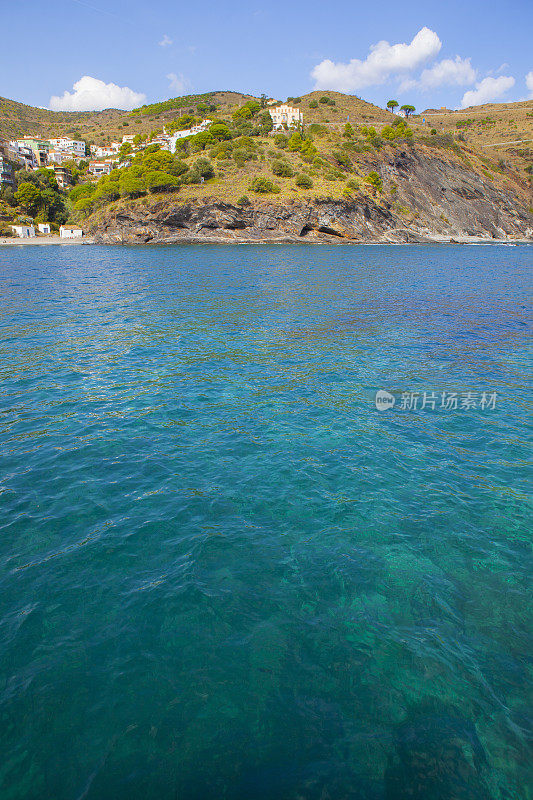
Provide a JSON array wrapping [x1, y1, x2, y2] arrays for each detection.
[[526, 71, 533, 97], [400, 56, 476, 92], [167, 73, 189, 94], [159, 34, 172, 47], [49, 75, 146, 111], [496, 62, 509, 74], [460, 75, 515, 108], [311, 27, 442, 92]]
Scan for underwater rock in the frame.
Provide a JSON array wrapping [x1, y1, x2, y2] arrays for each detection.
[[384, 707, 490, 800], [232, 759, 383, 800]]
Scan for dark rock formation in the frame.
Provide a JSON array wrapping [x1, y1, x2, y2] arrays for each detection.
[[88, 149, 533, 245]]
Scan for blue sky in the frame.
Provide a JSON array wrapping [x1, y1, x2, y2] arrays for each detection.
[[2, 0, 532, 112]]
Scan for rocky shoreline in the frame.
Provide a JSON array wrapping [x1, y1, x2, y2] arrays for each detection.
[[86, 148, 533, 246], [87, 197, 532, 246]]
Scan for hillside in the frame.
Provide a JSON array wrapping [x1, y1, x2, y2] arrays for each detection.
[[0, 91, 256, 142], [1, 90, 531, 244], [83, 119, 532, 245], [1, 90, 531, 175], [418, 100, 533, 176]]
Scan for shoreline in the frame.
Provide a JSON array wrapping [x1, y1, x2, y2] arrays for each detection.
[[0, 235, 531, 247], [0, 236, 95, 246]]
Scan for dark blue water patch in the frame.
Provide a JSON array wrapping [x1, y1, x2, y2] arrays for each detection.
[[0, 244, 531, 800]]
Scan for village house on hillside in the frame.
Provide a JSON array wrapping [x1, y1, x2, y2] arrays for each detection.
[[48, 138, 86, 157], [53, 166, 73, 190], [268, 104, 303, 130], [88, 161, 114, 176], [169, 120, 211, 153], [12, 137, 50, 167], [0, 153, 14, 187]]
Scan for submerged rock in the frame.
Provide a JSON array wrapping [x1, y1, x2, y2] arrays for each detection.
[[385, 706, 490, 800]]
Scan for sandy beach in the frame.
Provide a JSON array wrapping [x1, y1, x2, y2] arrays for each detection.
[[0, 236, 94, 246]]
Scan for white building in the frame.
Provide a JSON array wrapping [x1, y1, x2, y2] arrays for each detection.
[[169, 120, 211, 153], [94, 144, 120, 158], [60, 226, 83, 238], [48, 138, 86, 157], [88, 160, 114, 176], [11, 225, 35, 238], [47, 150, 73, 165], [268, 104, 303, 130], [9, 142, 38, 169], [149, 136, 172, 151], [37, 223, 51, 234], [122, 135, 136, 144]]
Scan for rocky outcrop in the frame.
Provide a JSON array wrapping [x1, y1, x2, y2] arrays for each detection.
[[88, 148, 533, 244]]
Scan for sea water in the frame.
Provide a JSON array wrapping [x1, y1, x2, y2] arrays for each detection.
[[0, 244, 531, 799]]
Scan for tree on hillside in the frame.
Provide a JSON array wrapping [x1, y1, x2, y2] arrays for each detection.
[[400, 104, 415, 118], [244, 100, 261, 116], [209, 123, 232, 141], [387, 100, 399, 113], [15, 182, 41, 216], [144, 171, 181, 193], [233, 106, 252, 121], [119, 172, 146, 198], [187, 158, 215, 183], [258, 111, 273, 135], [118, 142, 133, 161]]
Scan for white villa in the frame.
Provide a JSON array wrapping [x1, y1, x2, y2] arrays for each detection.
[[38, 223, 51, 234], [268, 104, 303, 130]]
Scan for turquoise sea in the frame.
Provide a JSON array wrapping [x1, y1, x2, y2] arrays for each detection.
[[0, 244, 531, 800]]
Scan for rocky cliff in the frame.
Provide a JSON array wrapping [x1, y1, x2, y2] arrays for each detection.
[[88, 148, 533, 244]]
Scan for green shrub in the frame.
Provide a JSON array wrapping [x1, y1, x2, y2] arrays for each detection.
[[237, 195, 251, 206], [295, 174, 313, 188], [287, 132, 303, 152], [309, 100, 318, 108], [332, 150, 352, 170], [300, 139, 317, 160], [249, 177, 280, 194], [365, 171, 383, 191], [272, 161, 295, 177], [69, 183, 94, 202], [188, 158, 215, 183], [144, 171, 181, 193], [119, 172, 146, 198], [73, 197, 94, 216], [233, 147, 256, 167], [273, 134, 288, 149], [307, 124, 328, 137], [346, 178, 361, 191]]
